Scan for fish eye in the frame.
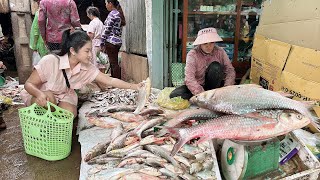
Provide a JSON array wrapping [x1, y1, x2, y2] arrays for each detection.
[[296, 114, 303, 120]]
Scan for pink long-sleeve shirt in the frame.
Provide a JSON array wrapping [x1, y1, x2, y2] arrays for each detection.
[[38, 0, 81, 43], [185, 46, 236, 95]]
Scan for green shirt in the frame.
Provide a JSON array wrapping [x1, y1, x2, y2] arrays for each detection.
[[30, 11, 49, 57]]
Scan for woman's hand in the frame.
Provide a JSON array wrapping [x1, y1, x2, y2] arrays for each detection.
[[0, 61, 6, 69], [35, 92, 49, 107], [130, 82, 144, 91], [137, 82, 144, 89]]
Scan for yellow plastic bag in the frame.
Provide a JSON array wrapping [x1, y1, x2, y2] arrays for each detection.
[[156, 87, 190, 110], [0, 95, 13, 105]]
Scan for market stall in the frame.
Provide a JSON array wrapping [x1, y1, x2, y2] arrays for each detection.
[[74, 82, 320, 179], [76, 86, 222, 179]]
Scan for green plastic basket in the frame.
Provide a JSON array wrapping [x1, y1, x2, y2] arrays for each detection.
[[171, 63, 185, 87], [18, 102, 74, 161]]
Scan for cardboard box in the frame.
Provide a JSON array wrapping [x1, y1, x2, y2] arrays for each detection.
[[251, 35, 320, 102], [250, 34, 291, 91], [259, 0, 320, 25], [257, 0, 320, 50], [257, 20, 320, 50], [251, 0, 320, 118]]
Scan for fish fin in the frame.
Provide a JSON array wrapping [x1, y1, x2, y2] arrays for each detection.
[[276, 91, 294, 98], [300, 101, 318, 110], [309, 116, 320, 132], [195, 136, 210, 145], [242, 84, 262, 88]]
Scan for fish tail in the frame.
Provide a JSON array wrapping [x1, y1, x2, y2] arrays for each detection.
[[301, 101, 317, 110], [166, 128, 189, 156]]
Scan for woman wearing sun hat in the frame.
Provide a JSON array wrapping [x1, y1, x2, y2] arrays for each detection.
[[170, 27, 236, 100]]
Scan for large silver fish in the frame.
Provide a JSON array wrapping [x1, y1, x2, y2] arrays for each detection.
[[190, 84, 318, 128], [133, 77, 151, 114], [164, 110, 310, 156]]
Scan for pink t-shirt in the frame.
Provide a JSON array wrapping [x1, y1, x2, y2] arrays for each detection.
[[20, 54, 100, 106], [185, 46, 236, 95]]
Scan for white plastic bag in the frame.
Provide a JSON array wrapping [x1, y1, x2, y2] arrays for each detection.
[[32, 51, 41, 66]]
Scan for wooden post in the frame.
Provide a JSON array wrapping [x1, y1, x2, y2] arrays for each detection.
[[182, 0, 188, 63], [9, 0, 33, 84], [233, 0, 242, 67]]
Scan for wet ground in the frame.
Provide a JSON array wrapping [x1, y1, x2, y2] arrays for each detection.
[[0, 106, 81, 180]]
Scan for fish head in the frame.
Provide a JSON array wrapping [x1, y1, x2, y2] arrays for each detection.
[[278, 111, 311, 129], [190, 89, 217, 106]]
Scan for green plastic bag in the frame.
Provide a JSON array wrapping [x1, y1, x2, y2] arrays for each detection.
[[156, 87, 190, 110]]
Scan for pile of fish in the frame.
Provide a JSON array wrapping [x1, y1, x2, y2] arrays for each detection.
[[84, 116, 217, 180], [0, 77, 23, 104], [87, 88, 157, 108], [84, 82, 219, 179], [86, 106, 165, 130], [82, 83, 318, 179], [85, 78, 159, 130]]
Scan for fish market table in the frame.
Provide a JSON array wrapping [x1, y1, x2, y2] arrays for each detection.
[[76, 88, 222, 179]]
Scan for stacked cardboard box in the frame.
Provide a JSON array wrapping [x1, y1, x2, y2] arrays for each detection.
[[250, 0, 320, 117]]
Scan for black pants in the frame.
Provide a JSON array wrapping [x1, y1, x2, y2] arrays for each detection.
[[170, 61, 224, 100], [105, 42, 121, 79]]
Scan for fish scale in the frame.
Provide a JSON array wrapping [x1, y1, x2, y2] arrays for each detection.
[[167, 110, 310, 156], [191, 84, 315, 121]]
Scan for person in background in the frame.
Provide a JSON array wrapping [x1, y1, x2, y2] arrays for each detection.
[[30, 0, 49, 58], [170, 27, 236, 100], [38, 0, 81, 53], [86, 6, 105, 72], [20, 29, 142, 118], [0, 60, 7, 130], [101, 0, 126, 79]]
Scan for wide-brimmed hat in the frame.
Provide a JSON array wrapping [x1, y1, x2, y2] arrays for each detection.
[[193, 27, 223, 46]]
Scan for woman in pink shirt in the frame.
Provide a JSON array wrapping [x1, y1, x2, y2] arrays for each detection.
[[21, 29, 141, 117], [170, 27, 236, 100]]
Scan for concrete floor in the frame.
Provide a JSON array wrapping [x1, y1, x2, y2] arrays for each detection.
[[0, 106, 81, 180]]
